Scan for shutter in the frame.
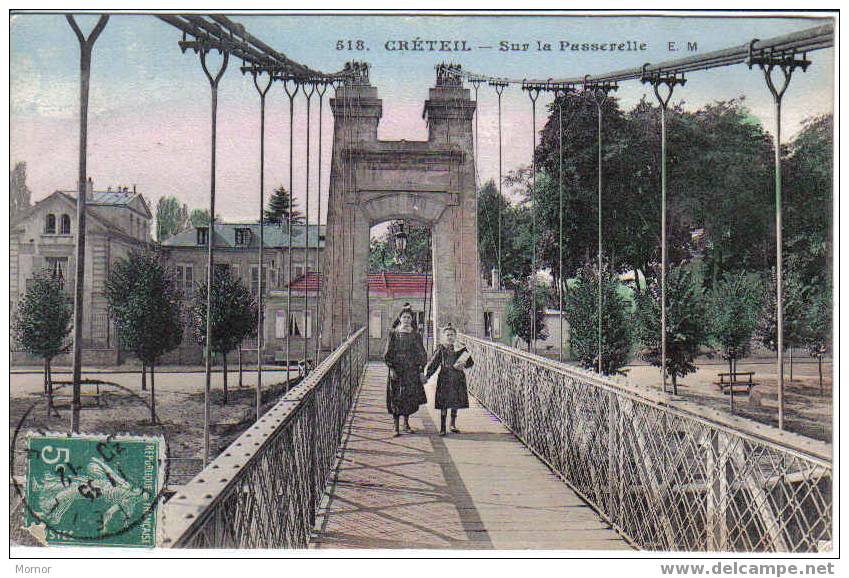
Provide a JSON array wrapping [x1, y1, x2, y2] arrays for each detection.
[[304, 310, 312, 339], [369, 309, 382, 339], [275, 309, 287, 338]]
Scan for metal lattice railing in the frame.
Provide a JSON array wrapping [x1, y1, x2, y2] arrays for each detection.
[[460, 334, 832, 553], [159, 328, 367, 548]]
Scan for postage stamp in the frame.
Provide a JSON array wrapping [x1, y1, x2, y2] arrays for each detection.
[[24, 432, 165, 547]]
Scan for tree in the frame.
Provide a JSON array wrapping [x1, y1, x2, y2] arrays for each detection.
[[563, 263, 632, 374], [756, 259, 810, 357], [13, 270, 72, 414], [265, 185, 304, 225], [368, 220, 431, 273], [707, 271, 762, 375], [803, 286, 831, 395], [533, 95, 775, 289], [105, 249, 183, 423], [634, 265, 708, 391], [190, 208, 211, 228], [505, 282, 549, 352], [189, 267, 258, 404], [784, 114, 833, 290], [156, 196, 189, 242], [10, 162, 32, 221]]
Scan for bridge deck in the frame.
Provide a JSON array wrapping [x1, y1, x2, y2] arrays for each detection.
[[312, 362, 631, 550]]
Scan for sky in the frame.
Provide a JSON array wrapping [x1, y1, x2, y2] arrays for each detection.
[[10, 12, 835, 229]]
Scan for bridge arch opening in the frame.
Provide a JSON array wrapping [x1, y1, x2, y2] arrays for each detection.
[[320, 74, 483, 350]]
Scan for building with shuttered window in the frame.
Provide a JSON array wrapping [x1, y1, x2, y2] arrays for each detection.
[[10, 181, 152, 365]]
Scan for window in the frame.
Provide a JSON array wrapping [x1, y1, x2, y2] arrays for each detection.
[[250, 265, 270, 297], [45, 257, 68, 289], [492, 313, 502, 338], [369, 310, 382, 339], [235, 228, 252, 246], [175, 264, 194, 299], [60, 214, 71, 235], [294, 265, 304, 280], [197, 227, 208, 245], [288, 310, 312, 338], [275, 309, 288, 338], [44, 214, 56, 234]]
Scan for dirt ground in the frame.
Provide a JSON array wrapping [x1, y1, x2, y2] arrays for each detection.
[[9, 367, 299, 546], [623, 358, 833, 442]]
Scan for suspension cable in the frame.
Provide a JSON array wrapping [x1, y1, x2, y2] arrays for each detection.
[[492, 81, 507, 290], [314, 81, 328, 364], [302, 81, 316, 370], [198, 44, 229, 465], [250, 67, 273, 420], [583, 79, 617, 374], [523, 84, 541, 353], [283, 78, 298, 384], [557, 94, 564, 363], [443, 23, 831, 86]]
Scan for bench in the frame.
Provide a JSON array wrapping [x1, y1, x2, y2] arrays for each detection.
[[50, 382, 103, 407], [715, 371, 757, 395]]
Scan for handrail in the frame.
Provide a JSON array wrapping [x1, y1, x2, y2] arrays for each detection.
[[460, 334, 831, 464], [460, 334, 832, 552], [159, 327, 367, 548]]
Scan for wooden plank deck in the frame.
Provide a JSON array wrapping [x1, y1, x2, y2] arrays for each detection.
[[312, 362, 631, 550]]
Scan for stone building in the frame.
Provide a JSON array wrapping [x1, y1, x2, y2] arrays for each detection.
[[160, 222, 325, 364], [10, 181, 152, 365], [279, 271, 512, 361]]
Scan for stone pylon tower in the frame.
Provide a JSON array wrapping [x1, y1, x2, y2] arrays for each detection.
[[320, 64, 482, 350]]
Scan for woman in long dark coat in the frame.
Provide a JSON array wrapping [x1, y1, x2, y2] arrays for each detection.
[[384, 307, 428, 437], [424, 323, 474, 436]]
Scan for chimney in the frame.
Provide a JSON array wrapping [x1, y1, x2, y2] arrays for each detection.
[[491, 267, 500, 290], [86, 177, 93, 200]]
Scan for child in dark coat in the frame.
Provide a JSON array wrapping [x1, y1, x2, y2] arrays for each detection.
[[425, 323, 474, 436]]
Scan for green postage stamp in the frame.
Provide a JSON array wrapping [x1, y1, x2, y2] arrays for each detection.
[[24, 432, 165, 547]]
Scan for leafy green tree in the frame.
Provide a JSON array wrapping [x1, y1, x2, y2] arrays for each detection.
[[534, 95, 776, 289], [563, 263, 632, 374], [105, 249, 183, 423], [13, 270, 72, 413], [477, 178, 519, 283], [756, 259, 810, 356], [634, 265, 708, 391], [505, 282, 548, 351], [265, 185, 304, 225], [190, 208, 211, 227], [672, 99, 774, 285], [707, 272, 762, 374], [10, 161, 32, 221], [803, 286, 832, 395], [368, 221, 431, 273], [189, 267, 258, 404], [156, 196, 189, 242], [784, 114, 833, 290]]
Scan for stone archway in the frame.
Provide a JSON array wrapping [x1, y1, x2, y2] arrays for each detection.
[[320, 70, 483, 349]]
